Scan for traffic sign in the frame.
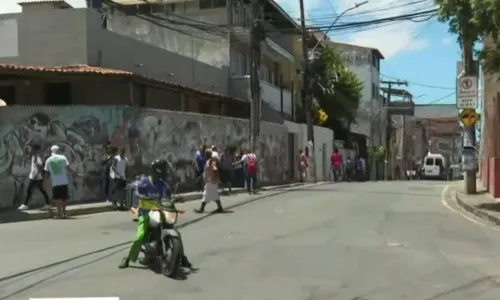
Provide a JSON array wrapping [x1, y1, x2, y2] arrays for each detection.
[[456, 75, 478, 109], [459, 108, 479, 127]]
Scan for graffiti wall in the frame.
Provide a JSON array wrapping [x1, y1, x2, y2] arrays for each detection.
[[0, 106, 289, 208]]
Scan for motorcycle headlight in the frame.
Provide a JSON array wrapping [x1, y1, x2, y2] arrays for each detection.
[[163, 211, 178, 225]]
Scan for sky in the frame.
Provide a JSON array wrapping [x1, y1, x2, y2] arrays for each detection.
[[0, 0, 462, 107], [274, 0, 462, 107]]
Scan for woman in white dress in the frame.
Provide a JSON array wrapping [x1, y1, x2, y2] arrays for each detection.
[[194, 149, 224, 213]]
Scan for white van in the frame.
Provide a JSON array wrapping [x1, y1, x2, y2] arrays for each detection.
[[422, 153, 447, 180]]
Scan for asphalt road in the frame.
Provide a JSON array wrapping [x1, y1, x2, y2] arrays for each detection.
[[2, 181, 500, 300]]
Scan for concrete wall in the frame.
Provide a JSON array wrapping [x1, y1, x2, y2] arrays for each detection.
[[0, 9, 88, 65], [0, 106, 289, 208], [102, 10, 230, 94], [284, 121, 334, 181], [0, 8, 230, 96]]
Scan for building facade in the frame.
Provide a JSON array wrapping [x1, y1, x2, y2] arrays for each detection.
[[328, 41, 385, 147], [0, 0, 298, 119]]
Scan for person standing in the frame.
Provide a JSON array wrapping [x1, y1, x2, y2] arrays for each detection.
[[193, 145, 207, 192], [298, 149, 308, 182], [101, 145, 115, 203], [18, 144, 51, 210], [219, 147, 234, 194], [234, 149, 258, 194], [110, 147, 129, 210], [330, 148, 343, 182], [211, 145, 219, 160], [194, 149, 224, 213], [44, 145, 73, 219]]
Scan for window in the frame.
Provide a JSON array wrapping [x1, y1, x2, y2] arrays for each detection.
[[435, 158, 443, 166], [371, 83, 376, 99], [199, 0, 226, 9], [425, 158, 433, 166], [44, 82, 71, 105], [272, 62, 280, 86], [0, 85, 15, 105]]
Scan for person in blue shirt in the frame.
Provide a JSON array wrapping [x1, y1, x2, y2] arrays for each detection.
[[119, 159, 193, 269], [193, 145, 207, 191]]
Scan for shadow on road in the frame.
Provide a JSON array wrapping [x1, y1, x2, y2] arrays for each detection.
[[0, 247, 126, 300]]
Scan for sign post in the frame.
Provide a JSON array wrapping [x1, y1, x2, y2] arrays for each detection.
[[456, 76, 478, 109]]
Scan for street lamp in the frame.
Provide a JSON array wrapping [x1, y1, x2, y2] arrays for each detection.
[[310, 1, 369, 56]]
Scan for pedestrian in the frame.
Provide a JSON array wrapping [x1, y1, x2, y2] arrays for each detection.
[[110, 147, 129, 210], [44, 145, 73, 219], [18, 143, 51, 210], [220, 147, 234, 194], [211, 145, 220, 160], [234, 149, 258, 194], [101, 145, 115, 203], [330, 148, 343, 181], [194, 149, 224, 213], [193, 145, 207, 192], [298, 149, 308, 182]]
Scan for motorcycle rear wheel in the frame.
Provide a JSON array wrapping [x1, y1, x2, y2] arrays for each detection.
[[161, 236, 183, 277]]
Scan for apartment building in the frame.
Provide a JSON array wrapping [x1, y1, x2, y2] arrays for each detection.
[[328, 41, 385, 146], [137, 0, 301, 119], [0, 0, 298, 120]]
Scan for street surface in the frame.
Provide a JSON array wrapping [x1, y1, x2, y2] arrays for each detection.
[[2, 181, 500, 299]]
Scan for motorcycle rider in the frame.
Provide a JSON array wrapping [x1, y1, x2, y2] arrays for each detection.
[[119, 158, 194, 269]]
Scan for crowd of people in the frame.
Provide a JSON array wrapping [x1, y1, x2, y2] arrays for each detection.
[[19, 143, 77, 219]]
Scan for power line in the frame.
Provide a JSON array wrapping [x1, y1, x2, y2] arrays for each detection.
[[265, 9, 438, 34], [381, 73, 455, 90]]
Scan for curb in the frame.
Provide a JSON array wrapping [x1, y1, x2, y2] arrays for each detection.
[[0, 182, 320, 223], [454, 189, 500, 226]]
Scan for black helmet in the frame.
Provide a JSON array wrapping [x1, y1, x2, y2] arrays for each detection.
[[151, 159, 168, 178]]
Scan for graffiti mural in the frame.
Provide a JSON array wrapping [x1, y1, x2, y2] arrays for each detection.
[[0, 106, 289, 208]]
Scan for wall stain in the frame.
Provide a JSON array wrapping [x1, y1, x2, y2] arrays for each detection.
[[0, 106, 289, 208]]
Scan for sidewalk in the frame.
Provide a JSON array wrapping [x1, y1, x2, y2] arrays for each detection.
[[0, 182, 308, 224], [454, 181, 500, 226]]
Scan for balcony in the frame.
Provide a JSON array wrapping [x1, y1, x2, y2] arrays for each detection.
[[229, 76, 292, 117]]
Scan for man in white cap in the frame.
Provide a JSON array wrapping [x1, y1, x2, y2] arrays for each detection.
[[44, 145, 74, 218]]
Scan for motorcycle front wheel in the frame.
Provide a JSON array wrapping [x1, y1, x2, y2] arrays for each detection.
[[161, 236, 183, 277]]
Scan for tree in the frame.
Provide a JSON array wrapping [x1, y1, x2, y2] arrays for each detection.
[[435, 0, 500, 73], [309, 46, 363, 139]]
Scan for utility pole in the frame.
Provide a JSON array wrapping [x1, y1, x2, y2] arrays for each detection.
[[299, 0, 316, 182], [461, 36, 477, 194], [249, 0, 263, 154], [380, 79, 406, 180]]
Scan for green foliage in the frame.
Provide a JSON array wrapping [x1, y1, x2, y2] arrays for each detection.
[[435, 0, 500, 73], [368, 146, 386, 161], [309, 46, 363, 131]]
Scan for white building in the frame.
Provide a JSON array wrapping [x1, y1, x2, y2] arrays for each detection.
[[328, 41, 385, 146]]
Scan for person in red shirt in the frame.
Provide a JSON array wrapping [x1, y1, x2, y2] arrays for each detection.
[[330, 148, 343, 181]]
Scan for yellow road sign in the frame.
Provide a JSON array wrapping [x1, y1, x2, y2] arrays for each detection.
[[459, 108, 478, 127]]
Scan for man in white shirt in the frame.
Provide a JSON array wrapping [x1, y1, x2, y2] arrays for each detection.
[[211, 145, 219, 160], [44, 145, 73, 219], [110, 147, 129, 210], [18, 144, 50, 210]]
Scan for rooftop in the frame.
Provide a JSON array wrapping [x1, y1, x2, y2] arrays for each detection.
[[0, 63, 243, 102], [328, 41, 385, 60], [380, 87, 412, 98]]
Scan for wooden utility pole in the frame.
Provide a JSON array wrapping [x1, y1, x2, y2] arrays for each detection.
[[249, 0, 263, 154], [380, 80, 407, 180], [299, 0, 316, 182]]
